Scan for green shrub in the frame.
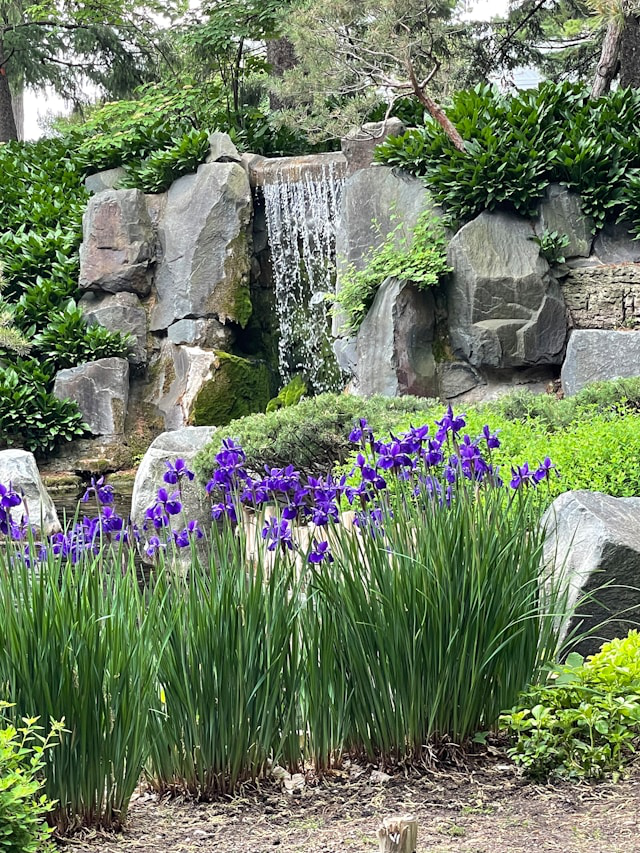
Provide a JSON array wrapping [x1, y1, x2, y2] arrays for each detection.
[[0, 364, 87, 455], [31, 302, 131, 371], [375, 82, 640, 232], [501, 631, 640, 780], [531, 230, 570, 265], [0, 708, 60, 853], [119, 128, 211, 193], [333, 211, 450, 334], [195, 393, 437, 479]]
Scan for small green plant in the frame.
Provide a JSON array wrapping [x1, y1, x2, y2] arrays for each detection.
[[501, 631, 640, 781], [333, 211, 450, 334], [0, 705, 61, 853], [531, 230, 571, 265], [120, 128, 211, 193], [266, 375, 307, 413]]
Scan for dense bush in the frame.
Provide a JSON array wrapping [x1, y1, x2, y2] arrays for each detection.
[[333, 211, 450, 334], [0, 709, 60, 852], [195, 392, 438, 479], [375, 83, 640, 232], [502, 632, 640, 780]]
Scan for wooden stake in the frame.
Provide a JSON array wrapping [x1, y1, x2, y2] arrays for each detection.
[[377, 814, 418, 853]]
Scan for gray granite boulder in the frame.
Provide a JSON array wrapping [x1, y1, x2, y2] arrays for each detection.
[[79, 291, 147, 367], [447, 211, 567, 368], [436, 361, 483, 400], [341, 118, 405, 176], [53, 357, 129, 435], [150, 162, 253, 332], [84, 167, 127, 195], [593, 222, 640, 264], [561, 329, 640, 395], [543, 490, 640, 656], [354, 278, 437, 397], [206, 132, 241, 164], [130, 425, 217, 542], [167, 317, 234, 349], [0, 449, 60, 535], [535, 184, 593, 259], [79, 189, 155, 296]]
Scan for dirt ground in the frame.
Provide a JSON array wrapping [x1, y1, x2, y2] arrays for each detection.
[[63, 754, 640, 853]]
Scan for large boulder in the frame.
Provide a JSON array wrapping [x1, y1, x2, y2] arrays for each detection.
[[593, 222, 640, 264], [79, 291, 148, 367], [535, 184, 593, 259], [149, 342, 270, 431], [53, 357, 130, 435], [542, 490, 640, 656], [130, 426, 217, 539], [79, 189, 155, 296], [0, 449, 60, 535], [447, 211, 567, 368], [354, 278, 437, 397], [149, 162, 253, 332], [341, 119, 405, 176], [563, 263, 640, 330], [561, 329, 640, 396]]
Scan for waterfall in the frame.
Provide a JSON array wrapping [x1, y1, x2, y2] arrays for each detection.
[[262, 161, 345, 394]]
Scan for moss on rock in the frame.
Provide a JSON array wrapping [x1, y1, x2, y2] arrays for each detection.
[[189, 351, 271, 427]]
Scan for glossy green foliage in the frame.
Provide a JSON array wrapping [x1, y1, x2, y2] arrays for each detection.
[[375, 83, 640, 232]]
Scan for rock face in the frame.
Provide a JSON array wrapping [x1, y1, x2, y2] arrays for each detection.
[[53, 358, 130, 435], [561, 329, 640, 395], [447, 211, 567, 368], [130, 426, 217, 539], [79, 189, 155, 295], [0, 450, 60, 535], [150, 162, 253, 332], [593, 222, 640, 264], [167, 318, 234, 349], [355, 278, 437, 397], [341, 119, 405, 176], [206, 132, 241, 164], [535, 184, 593, 259], [84, 167, 127, 195], [542, 490, 640, 656], [563, 264, 640, 330], [80, 291, 148, 367]]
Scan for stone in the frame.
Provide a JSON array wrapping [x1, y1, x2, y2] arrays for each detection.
[[206, 132, 241, 163], [535, 184, 593, 259], [561, 329, 640, 395], [341, 118, 405, 176], [79, 189, 155, 296], [53, 357, 130, 435], [354, 278, 437, 398], [130, 426, 218, 540], [150, 342, 270, 430], [247, 152, 346, 188], [593, 221, 640, 264], [167, 318, 234, 349], [0, 449, 60, 535], [436, 361, 483, 400], [84, 167, 126, 195], [79, 291, 148, 367], [542, 490, 640, 657], [562, 264, 640, 330], [447, 211, 567, 368], [150, 163, 253, 332]]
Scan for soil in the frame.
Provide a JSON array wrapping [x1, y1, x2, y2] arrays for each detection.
[[63, 754, 640, 853]]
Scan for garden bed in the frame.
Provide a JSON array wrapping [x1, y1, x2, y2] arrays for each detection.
[[66, 757, 640, 853]]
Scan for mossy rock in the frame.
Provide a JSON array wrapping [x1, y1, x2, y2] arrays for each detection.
[[189, 352, 271, 427]]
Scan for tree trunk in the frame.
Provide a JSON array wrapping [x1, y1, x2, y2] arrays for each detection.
[[0, 43, 17, 143], [266, 37, 298, 110], [591, 17, 623, 97], [620, 14, 640, 88], [377, 814, 418, 853]]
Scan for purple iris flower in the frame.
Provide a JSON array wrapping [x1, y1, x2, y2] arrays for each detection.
[[510, 463, 532, 490], [164, 458, 195, 485], [533, 457, 557, 483], [482, 424, 501, 449], [261, 517, 294, 551], [308, 540, 334, 564], [81, 476, 114, 505], [435, 405, 466, 441]]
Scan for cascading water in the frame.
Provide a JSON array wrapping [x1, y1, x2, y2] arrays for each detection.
[[262, 161, 345, 394]]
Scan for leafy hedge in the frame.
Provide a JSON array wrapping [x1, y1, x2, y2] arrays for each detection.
[[375, 82, 640, 232]]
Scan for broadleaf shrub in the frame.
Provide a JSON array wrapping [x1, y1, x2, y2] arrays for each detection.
[[501, 631, 640, 780], [375, 82, 640, 232]]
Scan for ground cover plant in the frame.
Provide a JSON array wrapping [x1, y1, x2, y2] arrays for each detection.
[[375, 82, 640, 232], [0, 407, 568, 831]]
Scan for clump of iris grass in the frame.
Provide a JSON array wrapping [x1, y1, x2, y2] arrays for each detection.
[[0, 408, 571, 828]]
